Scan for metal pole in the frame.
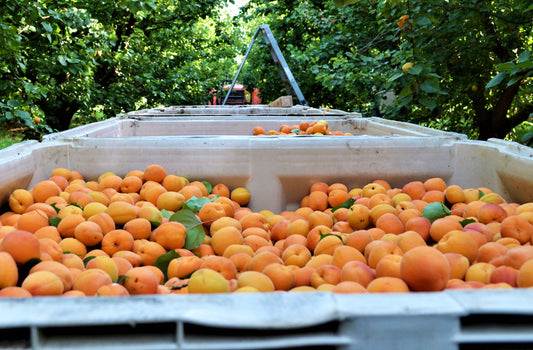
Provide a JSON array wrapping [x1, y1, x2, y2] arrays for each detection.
[[222, 27, 261, 105]]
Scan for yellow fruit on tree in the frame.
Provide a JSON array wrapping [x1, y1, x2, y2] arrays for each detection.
[[402, 62, 414, 73]]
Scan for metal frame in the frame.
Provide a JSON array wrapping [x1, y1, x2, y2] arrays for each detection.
[[222, 24, 308, 106]]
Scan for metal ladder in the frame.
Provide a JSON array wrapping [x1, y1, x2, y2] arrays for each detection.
[[222, 24, 308, 106]]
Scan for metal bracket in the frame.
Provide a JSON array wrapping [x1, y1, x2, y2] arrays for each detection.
[[223, 24, 308, 106]]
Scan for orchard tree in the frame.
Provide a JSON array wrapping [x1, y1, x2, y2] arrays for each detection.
[[0, 0, 239, 138], [239, 0, 533, 140]]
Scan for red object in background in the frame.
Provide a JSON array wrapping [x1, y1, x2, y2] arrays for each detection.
[[252, 88, 262, 105]]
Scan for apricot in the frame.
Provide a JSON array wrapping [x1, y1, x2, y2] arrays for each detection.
[[500, 215, 533, 244], [400, 246, 450, 291], [200, 256, 237, 280], [435, 229, 479, 264], [465, 262, 496, 284], [237, 270, 274, 292], [86, 255, 119, 282], [0, 230, 41, 264], [230, 187, 251, 206], [33, 180, 62, 203], [101, 229, 134, 256], [96, 283, 130, 297], [367, 276, 410, 293], [30, 260, 73, 292], [150, 221, 186, 250], [310, 264, 341, 288], [0, 286, 32, 298], [22, 270, 64, 296], [262, 262, 296, 291], [106, 201, 137, 225], [189, 268, 231, 293], [122, 266, 159, 295], [0, 252, 18, 288], [211, 226, 244, 256], [331, 281, 367, 293]]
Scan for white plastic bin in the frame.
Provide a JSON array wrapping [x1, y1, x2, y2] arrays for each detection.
[[1, 106, 533, 350], [42, 105, 465, 140]]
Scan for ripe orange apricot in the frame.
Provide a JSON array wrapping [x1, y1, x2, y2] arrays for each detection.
[[0, 252, 18, 288], [33, 180, 62, 203], [429, 216, 463, 242], [375, 212, 404, 235], [22, 270, 64, 296], [122, 266, 159, 295], [167, 255, 203, 279], [308, 191, 328, 211], [366, 276, 410, 293], [74, 221, 103, 247], [198, 202, 227, 227], [0, 286, 32, 298], [200, 256, 238, 280], [0, 230, 41, 264], [500, 215, 533, 244], [143, 164, 166, 183], [435, 229, 479, 264], [400, 246, 450, 292], [401, 181, 426, 200], [16, 209, 50, 233], [150, 221, 186, 250], [9, 189, 35, 214], [101, 229, 134, 256]]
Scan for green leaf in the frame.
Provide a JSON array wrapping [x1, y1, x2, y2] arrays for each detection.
[[169, 281, 189, 291], [319, 231, 344, 243], [17, 258, 42, 285], [388, 72, 404, 82], [50, 203, 61, 213], [517, 50, 531, 63], [183, 195, 218, 212], [201, 181, 213, 195], [397, 84, 414, 98], [407, 65, 423, 75], [116, 275, 128, 284], [459, 218, 477, 227], [333, 0, 358, 7], [161, 209, 172, 219], [422, 202, 451, 223], [169, 209, 205, 250], [7, 99, 20, 107], [414, 16, 432, 26], [332, 198, 355, 212], [420, 79, 440, 93], [419, 97, 437, 111], [154, 249, 181, 281], [41, 22, 53, 32], [57, 55, 67, 66], [486, 72, 507, 89], [83, 255, 96, 266], [521, 131, 533, 145], [49, 216, 61, 227], [69, 202, 84, 209]]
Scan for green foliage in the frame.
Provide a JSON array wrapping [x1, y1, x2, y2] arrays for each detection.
[[154, 249, 181, 282], [423, 202, 451, 223], [168, 208, 205, 250], [238, 0, 533, 140], [506, 120, 533, 146], [0, 0, 238, 138]]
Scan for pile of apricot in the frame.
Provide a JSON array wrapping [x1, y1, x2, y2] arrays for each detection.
[[252, 120, 353, 136], [1, 165, 533, 297]]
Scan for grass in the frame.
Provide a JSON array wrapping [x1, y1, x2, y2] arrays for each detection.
[[0, 125, 25, 150]]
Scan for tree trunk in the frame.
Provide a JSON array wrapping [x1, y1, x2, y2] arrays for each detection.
[[472, 82, 522, 140]]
